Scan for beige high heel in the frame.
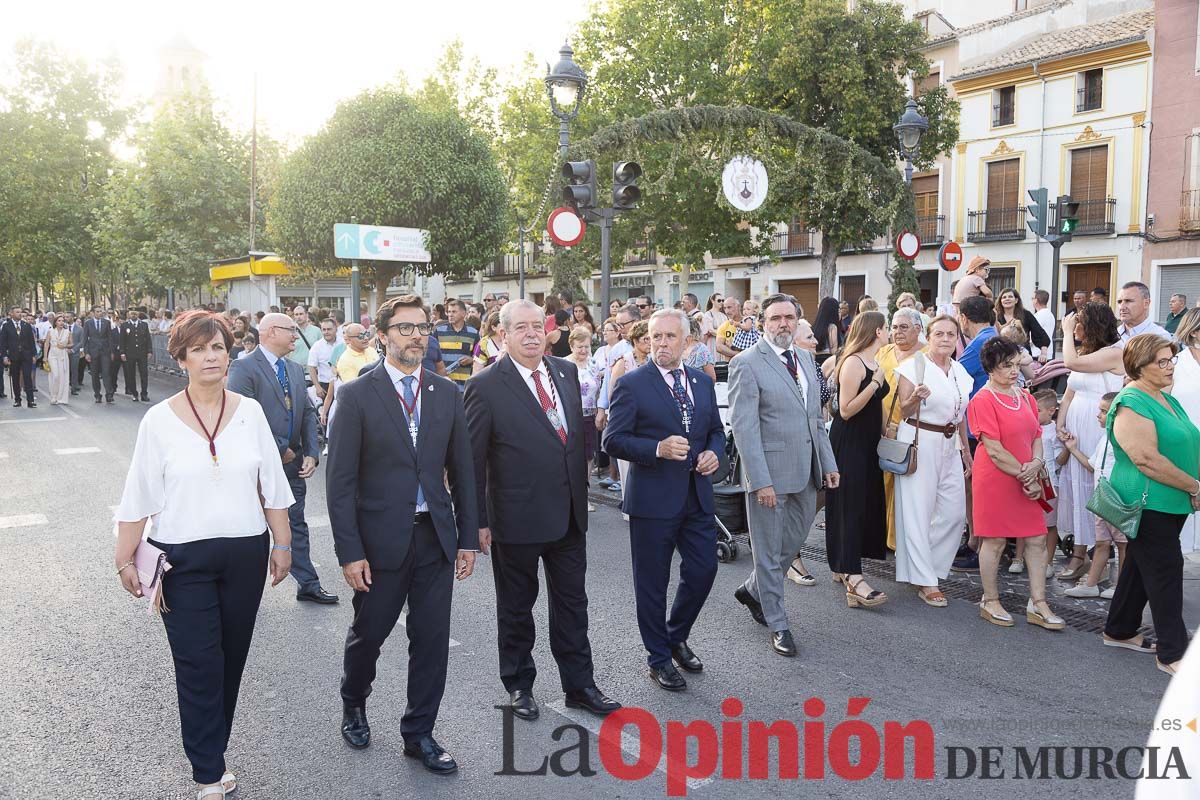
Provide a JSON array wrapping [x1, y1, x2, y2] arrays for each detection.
[[1026, 599, 1065, 631], [979, 597, 1013, 627], [845, 576, 887, 608]]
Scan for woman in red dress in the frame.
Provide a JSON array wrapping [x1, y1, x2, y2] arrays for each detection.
[[966, 337, 1065, 630]]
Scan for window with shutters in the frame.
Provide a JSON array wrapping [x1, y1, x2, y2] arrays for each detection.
[[992, 86, 1016, 127], [912, 175, 943, 243], [1067, 145, 1113, 234], [914, 70, 941, 99], [1076, 69, 1103, 112], [981, 158, 1023, 239]]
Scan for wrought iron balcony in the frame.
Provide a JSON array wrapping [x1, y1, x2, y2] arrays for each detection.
[[625, 242, 657, 267], [771, 229, 815, 257], [967, 207, 1027, 242], [916, 214, 945, 245], [1052, 197, 1116, 236]]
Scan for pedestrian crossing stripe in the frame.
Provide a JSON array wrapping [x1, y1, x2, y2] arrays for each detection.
[[0, 514, 49, 530], [54, 447, 101, 455]]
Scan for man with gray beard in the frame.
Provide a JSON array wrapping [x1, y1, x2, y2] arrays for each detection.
[[727, 294, 839, 657]]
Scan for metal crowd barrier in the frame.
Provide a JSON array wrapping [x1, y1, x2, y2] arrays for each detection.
[[148, 331, 186, 378]]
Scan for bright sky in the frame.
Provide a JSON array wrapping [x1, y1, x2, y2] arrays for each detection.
[[1, 0, 593, 146]]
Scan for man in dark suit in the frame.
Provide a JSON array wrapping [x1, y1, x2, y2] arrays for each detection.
[[327, 295, 478, 775], [464, 299, 620, 721], [120, 308, 152, 401], [227, 312, 337, 605], [0, 305, 37, 407], [79, 306, 116, 403], [109, 310, 127, 396], [603, 309, 726, 691], [68, 314, 84, 395]]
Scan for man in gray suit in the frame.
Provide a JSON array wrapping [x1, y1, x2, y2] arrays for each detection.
[[228, 312, 338, 605], [727, 294, 838, 657]]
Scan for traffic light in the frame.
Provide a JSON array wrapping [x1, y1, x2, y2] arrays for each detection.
[[1026, 187, 1048, 238], [562, 160, 597, 210], [612, 161, 642, 210], [1057, 195, 1080, 237]]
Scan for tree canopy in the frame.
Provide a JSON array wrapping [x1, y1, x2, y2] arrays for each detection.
[[266, 87, 508, 301]]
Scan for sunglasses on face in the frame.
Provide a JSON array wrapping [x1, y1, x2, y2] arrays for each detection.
[[386, 322, 434, 336], [636, 304, 649, 309]]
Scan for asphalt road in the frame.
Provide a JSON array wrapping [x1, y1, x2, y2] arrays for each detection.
[[1, 372, 1196, 799]]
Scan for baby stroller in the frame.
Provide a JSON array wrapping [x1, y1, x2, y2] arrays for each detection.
[[712, 363, 742, 563]]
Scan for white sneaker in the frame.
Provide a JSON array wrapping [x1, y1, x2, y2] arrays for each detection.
[[1007, 560, 1025, 574], [1100, 586, 1115, 599], [1064, 583, 1101, 598]]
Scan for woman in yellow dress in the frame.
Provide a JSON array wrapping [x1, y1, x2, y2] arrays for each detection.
[[877, 307, 926, 550]]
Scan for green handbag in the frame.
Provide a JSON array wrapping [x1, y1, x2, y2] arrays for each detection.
[[1085, 434, 1148, 540]]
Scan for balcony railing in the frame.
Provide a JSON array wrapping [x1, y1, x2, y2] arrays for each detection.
[[771, 229, 815, 257], [1053, 197, 1116, 235], [487, 253, 546, 277], [625, 242, 657, 267], [966, 206, 1027, 242], [916, 214, 945, 245], [1075, 86, 1102, 113], [992, 102, 1014, 127], [1182, 189, 1200, 232]]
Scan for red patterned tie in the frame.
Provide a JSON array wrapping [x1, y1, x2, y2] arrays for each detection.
[[532, 370, 567, 445]]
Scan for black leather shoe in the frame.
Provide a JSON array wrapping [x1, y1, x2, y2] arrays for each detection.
[[94, 396, 102, 403], [105, 396, 114, 404], [670, 641, 703, 673], [27, 401, 36, 408], [297, 587, 339, 604], [650, 664, 687, 691], [734, 585, 767, 626], [341, 705, 370, 749], [509, 689, 539, 720], [403, 735, 458, 774], [130, 396, 139, 402], [772, 630, 797, 657], [12, 400, 20, 407], [565, 686, 621, 716], [140, 394, 150, 402]]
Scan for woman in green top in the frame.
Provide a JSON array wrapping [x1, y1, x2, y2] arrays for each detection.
[[1103, 334, 1200, 677]]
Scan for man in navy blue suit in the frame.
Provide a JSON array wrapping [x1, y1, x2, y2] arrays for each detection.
[[603, 308, 727, 691]]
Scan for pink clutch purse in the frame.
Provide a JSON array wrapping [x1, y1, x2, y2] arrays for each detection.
[[134, 541, 173, 615]]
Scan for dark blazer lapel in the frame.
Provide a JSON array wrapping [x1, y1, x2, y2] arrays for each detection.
[[756, 337, 805, 404], [369, 362, 418, 459], [253, 348, 287, 406], [414, 368, 440, 454], [498, 356, 563, 444], [546, 358, 583, 441]]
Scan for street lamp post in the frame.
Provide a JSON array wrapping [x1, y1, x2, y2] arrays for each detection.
[[893, 97, 929, 186], [515, 43, 590, 302]]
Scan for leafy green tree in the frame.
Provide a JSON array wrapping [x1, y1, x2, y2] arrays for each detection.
[[266, 87, 507, 304], [0, 40, 126, 308], [93, 89, 264, 304]]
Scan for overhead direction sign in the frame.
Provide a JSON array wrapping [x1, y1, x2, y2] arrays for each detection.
[[334, 223, 431, 263]]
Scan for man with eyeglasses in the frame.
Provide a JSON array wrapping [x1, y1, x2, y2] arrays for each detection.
[[228, 312, 338, 606], [321, 324, 379, 432]]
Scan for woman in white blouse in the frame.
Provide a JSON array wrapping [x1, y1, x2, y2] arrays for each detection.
[[114, 310, 295, 800], [891, 315, 974, 607]]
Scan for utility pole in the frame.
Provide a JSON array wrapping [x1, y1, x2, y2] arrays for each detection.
[[350, 215, 360, 319]]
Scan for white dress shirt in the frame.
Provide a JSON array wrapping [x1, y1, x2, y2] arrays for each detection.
[[115, 398, 294, 543], [383, 359, 427, 513], [1033, 307, 1056, 359], [1119, 317, 1171, 341], [656, 363, 694, 404], [513, 358, 568, 435], [765, 340, 810, 401]]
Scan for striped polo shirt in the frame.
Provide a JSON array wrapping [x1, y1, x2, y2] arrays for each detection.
[[433, 322, 479, 388]]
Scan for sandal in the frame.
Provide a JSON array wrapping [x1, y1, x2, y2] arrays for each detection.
[[787, 563, 817, 587], [1026, 599, 1065, 631], [917, 587, 947, 608], [1102, 633, 1157, 653], [978, 597, 1013, 627], [221, 771, 237, 794], [197, 786, 225, 799], [1156, 659, 1181, 676], [1056, 557, 1090, 581], [845, 576, 887, 608]]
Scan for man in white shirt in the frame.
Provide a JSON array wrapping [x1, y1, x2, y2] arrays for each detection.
[[1117, 281, 1170, 341], [307, 318, 338, 402], [1032, 289, 1057, 361]]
